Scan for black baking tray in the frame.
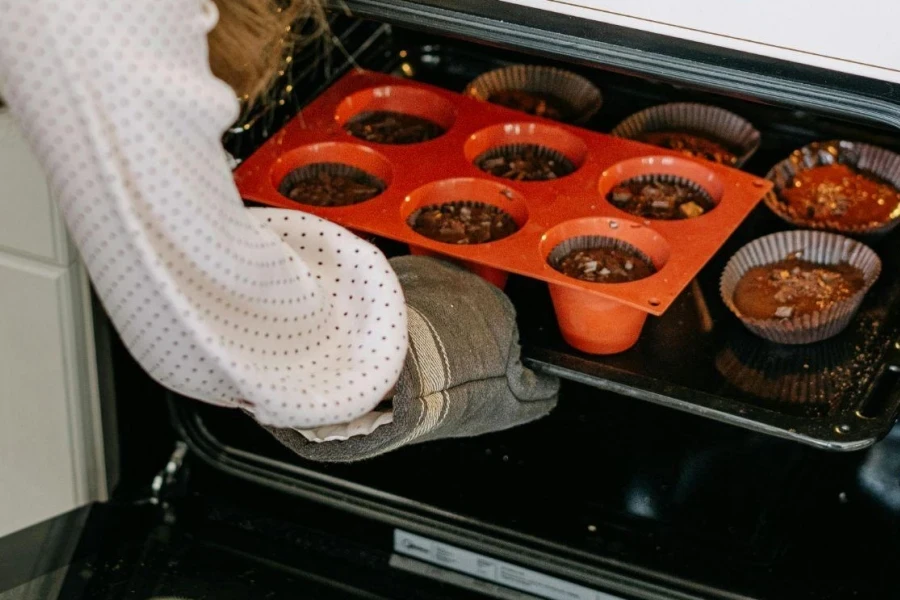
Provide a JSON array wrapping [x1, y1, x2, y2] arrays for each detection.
[[226, 21, 900, 450]]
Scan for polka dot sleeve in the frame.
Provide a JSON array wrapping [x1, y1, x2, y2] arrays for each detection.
[[0, 0, 409, 428]]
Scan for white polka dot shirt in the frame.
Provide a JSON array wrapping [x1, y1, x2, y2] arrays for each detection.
[[0, 0, 409, 428]]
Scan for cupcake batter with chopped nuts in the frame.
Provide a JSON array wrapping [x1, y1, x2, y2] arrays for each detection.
[[733, 258, 866, 319]]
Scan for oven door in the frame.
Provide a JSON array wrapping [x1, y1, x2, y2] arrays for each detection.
[[0, 498, 506, 600]]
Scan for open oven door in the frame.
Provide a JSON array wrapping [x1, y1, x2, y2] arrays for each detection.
[[0, 482, 511, 600]]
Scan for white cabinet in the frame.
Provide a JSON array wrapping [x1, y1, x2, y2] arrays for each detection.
[[0, 108, 104, 537], [0, 257, 81, 535], [0, 107, 71, 263]]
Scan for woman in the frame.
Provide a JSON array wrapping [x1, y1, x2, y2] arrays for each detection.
[[0, 0, 556, 453]]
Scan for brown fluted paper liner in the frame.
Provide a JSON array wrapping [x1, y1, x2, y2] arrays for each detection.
[[763, 140, 900, 237], [720, 230, 881, 345], [464, 65, 602, 124], [611, 102, 761, 167]]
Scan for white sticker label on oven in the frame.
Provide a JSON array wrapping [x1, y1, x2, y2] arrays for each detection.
[[393, 530, 627, 600]]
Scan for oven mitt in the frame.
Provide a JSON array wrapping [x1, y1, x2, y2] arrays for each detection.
[[263, 255, 559, 462]]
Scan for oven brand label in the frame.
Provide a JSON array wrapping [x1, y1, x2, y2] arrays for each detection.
[[393, 530, 626, 600]]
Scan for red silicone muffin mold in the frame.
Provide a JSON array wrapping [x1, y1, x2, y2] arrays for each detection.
[[235, 70, 773, 354]]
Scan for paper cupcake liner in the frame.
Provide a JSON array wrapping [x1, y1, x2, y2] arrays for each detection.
[[473, 143, 577, 181], [546, 235, 656, 281], [278, 162, 386, 207], [407, 200, 519, 243], [720, 230, 881, 345], [464, 65, 603, 124], [715, 327, 854, 415], [606, 173, 716, 220], [763, 140, 900, 237], [610, 103, 761, 167]]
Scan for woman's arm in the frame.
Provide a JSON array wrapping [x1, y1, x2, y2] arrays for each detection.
[[0, 0, 408, 428]]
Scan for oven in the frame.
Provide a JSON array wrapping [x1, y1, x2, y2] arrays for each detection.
[[2, 3, 900, 599]]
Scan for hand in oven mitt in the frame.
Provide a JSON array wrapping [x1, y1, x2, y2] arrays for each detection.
[[263, 255, 560, 462]]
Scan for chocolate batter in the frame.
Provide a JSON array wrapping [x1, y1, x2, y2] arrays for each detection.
[[344, 111, 445, 144], [607, 177, 715, 220], [554, 245, 656, 283], [283, 164, 383, 207], [634, 131, 738, 166], [410, 201, 519, 244], [780, 164, 900, 227], [733, 257, 865, 320], [475, 144, 576, 181]]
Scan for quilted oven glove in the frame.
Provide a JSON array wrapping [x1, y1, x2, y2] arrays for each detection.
[[264, 256, 560, 462]]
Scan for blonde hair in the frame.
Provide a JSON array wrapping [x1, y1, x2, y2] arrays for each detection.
[[208, 0, 327, 105]]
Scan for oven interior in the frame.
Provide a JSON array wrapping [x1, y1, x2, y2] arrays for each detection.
[[92, 14, 900, 600]]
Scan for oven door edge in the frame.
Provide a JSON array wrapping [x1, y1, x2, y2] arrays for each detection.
[[170, 396, 752, 600]]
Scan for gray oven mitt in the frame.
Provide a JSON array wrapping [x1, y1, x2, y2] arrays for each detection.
[[264, 256, 559, 462]]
